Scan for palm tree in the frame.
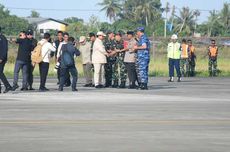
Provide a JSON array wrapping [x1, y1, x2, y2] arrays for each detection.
[[98, 0, 122, 22], [220, 3, 230, 33], [174, 7, 196, 35], [207, 10, 221, 36], [134, 0, 162, 26]]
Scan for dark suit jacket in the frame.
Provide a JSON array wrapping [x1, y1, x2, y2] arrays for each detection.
[[0, 33, 8, 62]]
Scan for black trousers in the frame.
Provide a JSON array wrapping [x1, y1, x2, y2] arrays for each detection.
[[27, 63, 34, 87], [60, 66, 78, 89], [125, 62, 137, 84], [58, 68, 71, 85], [39, 62, 49, 89], [0, 62, 11, 89], [104, 61, 113, 86]]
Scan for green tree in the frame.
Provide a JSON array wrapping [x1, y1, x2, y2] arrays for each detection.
[[64, 17, 84, 23], [120, 0, 162, 26], [98, 0, 122, 22], [173, 7, 197, 36], [30, 10, 40, 18], [220, 3, 230, 35], [206, 10, 222, 36], [66, 22, 88, 38], [100, 22, 112, 32], [134, 0, 162, 26], [87, 15, 101, 32], [0, 4, 29, 35]]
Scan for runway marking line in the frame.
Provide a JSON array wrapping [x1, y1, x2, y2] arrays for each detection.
[[0, 120, 230, 125]]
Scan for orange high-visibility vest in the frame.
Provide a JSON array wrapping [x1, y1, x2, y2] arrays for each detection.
[[188, 46, 195, 55], [209, 46, 218, 57], [181, 44, 188, 58]]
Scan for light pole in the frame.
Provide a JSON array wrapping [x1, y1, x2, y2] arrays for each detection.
[[164, 1, 169, 38]]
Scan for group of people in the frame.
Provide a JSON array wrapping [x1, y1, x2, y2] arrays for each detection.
[[167, 34, 219, 82], [0, 25, 220, 94], [79, 27, 150, 90], [0, 26, 151, 93], [0, 27, 80, 93]]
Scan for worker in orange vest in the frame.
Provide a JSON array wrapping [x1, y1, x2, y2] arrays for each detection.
[[187, 40, 196, 77], [180, 39, 189, 77], [208, 39, 218, 77]]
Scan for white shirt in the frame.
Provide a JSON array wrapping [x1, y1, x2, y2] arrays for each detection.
[[57, 41, 67, 59], [92, 38, 107, 64], [38, 39, 56, 63]]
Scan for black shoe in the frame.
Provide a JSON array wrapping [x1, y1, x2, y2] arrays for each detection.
[[58, 88, 63, 91], [104, 84, 111, 88], [129, 82, 138, 89], [168, 77, 174, 82], [119, 82, 126, 89], [39, 87, 49, 92], [72, 88, 78, 92], [177, 77, 182, 82], [20, 87, 28, 91], [129, 85, 136, 89], [12, 84, 19, 91], [3, 86, 12, 93], [99, 85, 104, 88], [84, 83, 93, 87], [95, 85, 104, 89], [95, 85, 101, 89], [43, 87, 49, 91], [29, 87, 35, 91], [112, 81, 118, 88], [140, 83, 148, 90]]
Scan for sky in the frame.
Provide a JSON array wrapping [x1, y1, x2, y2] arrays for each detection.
[[0, 0, 229, 23]]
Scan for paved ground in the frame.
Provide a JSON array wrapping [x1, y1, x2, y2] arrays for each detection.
[[0, 77, 230, 152]]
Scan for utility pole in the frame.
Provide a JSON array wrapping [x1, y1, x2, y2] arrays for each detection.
[[164, 1, 169, 38]]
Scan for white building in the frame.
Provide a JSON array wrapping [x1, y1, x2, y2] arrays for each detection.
[[24, 17, 68, 34]]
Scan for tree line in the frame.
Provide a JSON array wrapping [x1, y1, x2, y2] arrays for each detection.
[[0, 1, 229, 37]]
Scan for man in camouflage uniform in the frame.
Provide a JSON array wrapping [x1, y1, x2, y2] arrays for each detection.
[[180, 39, 189, 77], [133, 27, 150, 90], [104, 31, 116, 87], [208, 39, 218, 77], [112, 31, 127, 88], [187, 39, 196, 77]]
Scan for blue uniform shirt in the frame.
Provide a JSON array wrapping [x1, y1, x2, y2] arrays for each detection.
[[137, 34, 150, 58]]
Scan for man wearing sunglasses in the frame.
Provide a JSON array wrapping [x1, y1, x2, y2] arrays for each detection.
[[12, 31, 32, 91], [208, 40, 218, 77]]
